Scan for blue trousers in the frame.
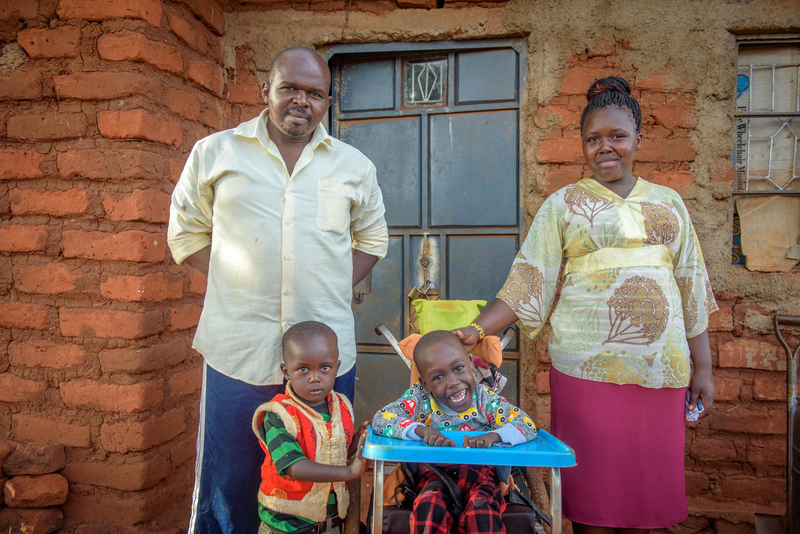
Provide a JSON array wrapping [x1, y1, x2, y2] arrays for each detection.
[[188, 363, 356, 534]]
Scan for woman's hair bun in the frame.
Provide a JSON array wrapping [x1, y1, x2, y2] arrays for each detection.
[[586, 77, 632, 102]]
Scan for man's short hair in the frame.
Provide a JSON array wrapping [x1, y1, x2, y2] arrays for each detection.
[[413, 330, 462, 367], [268, 46, 329, 85], [282, 321, 338, 358]]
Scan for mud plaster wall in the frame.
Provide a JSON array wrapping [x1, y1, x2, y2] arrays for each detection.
[[223, 0, 800, 529]]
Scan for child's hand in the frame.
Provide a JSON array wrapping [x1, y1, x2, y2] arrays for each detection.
[[347, 430, 369, 480], [415, 426, 455, 447], [349, 421, 371, 458], [463, 432, 501, 448]]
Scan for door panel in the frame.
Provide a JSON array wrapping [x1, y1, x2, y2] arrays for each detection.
[[330, 41, 525, 424], [429, 110, 519, 227]]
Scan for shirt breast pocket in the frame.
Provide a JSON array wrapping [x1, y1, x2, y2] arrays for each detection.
[[316, 178, 354, 235]]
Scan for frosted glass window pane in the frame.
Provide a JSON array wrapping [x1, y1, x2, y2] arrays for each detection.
[[404, 58, 447, 107]]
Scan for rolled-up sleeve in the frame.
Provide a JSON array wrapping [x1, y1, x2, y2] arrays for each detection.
[[350, 161, 388, 259], [167, 142, 214, 265]]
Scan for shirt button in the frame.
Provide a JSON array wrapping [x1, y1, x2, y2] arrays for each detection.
[[284, 290, 290, 296], [285, 220, 291, 225], [284, 255, 290, 260]]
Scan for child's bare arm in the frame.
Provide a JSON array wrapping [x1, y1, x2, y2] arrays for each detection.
[[687, 329, 714, 419], [286, 432, 368, 482], [348, 421, 370, 457], [414, 426, 455, 447], [462, 432, 501, 448]]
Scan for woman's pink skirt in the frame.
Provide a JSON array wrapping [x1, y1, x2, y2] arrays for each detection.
[[550, 368, 688, 529]]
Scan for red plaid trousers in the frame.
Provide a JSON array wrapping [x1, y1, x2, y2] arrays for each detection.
[[409, 465, 505, 534]]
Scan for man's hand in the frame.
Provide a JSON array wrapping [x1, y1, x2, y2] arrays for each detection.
[[414, 426, 455, 447], [462, 432, 501, 448]]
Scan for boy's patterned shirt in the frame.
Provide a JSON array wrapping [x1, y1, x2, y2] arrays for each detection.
[[371, 382, 536, 442]]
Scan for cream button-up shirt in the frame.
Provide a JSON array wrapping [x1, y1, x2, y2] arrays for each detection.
[[167, 110, 388, 385]]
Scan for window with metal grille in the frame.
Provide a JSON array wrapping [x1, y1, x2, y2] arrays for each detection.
[[732, 38, 800, 271]]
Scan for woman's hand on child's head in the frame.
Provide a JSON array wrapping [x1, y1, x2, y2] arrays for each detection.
[[463, 432, 501, 449], [415, 426, 455, 447], [453, 327, 479, 352]]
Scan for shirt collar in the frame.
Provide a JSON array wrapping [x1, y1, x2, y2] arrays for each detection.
[[233, 108, 337, 152]]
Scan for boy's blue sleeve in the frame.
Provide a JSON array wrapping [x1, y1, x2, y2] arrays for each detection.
[[479, 386, 537, 443], [371, 383, 431, 439]]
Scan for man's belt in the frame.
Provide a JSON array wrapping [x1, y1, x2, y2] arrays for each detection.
[[302, 515, 344, 534]]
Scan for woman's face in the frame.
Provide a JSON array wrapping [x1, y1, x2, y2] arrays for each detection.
[[581, 106, 642, 186]]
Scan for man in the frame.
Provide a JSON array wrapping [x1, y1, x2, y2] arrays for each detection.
[[167, 47, 388, 534]]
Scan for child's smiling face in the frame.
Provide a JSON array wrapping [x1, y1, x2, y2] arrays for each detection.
[[281, 334, 340, 407], [415, 338, 476, 414]]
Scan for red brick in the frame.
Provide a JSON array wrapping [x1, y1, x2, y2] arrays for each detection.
[[101, 272, 182, 302], [0, 1, 39, 19], [539, 165, 584, 195], [169, 12, 209, 54], [167, 304, 203, 331], [0, 72, 42, 101], [721, 475, 784, 502], [187, 59, 223, 95], [102, 188, 169, 223], [714, 375, 742, 402], [651, 104, 695, 130], [637, 138, 695, 162], [188, 270, 207, 294], [11, 414, 91, 448], [59, 308, 164, 339], [227, 81, 261, 104], [4, 474, 68, 507], [53, 71, 162, 101], [709, 307, 733, 332], [0, 508, 64, 534], [711, 406, 786, 434], [167, 88, 201, 120], [0, 373, 47, 403], [57, 0, 162, 27], [685, 471, 710, 495], [169, 156, 186, 184], [99, 337, 191, 374], [3, 442, 65, 476], [199, 98, 225, 130], [100, 407, 186, 452], [17, 27, 81, 58], [650, 171, 695, 198], [743, 307, 773, 334], [752, 373, 786, 401], [534, 371, 550, 394], [57, 148, 166, 180], [747, 436, 785, 465], [715, 158, 735, 184], [397, 0, 435, 6], [638, 70, 684, 92], [182, 0, 226, 34], [689, 437, 736, 462], [62, 454, 169, 491], [536, 137, 583, 164], [98, 109, 182, 147], [9, 187, 90, 216], [13, 262, 83, 294], [0, 438, 18, 476], [0, 151, 45, 180], [8, 113, 86, 140], [61, 229, 166, 262], [8, 340, 86, 369], [718, 339, 783, 371], [170, 435, 196, 467], [0, 225, 48, 252], [0, 302, 49, 329], [714, 520, 757, 534], [168, 365, 202, 398], [561, 66, 615, 95], [535, 105, 581, 130], [98, 30, 182, 74], [60, 379, 164, 413]]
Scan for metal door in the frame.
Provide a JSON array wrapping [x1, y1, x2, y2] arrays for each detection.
[[327, 40, 526, 423]]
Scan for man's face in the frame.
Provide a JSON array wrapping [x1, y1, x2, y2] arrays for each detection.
[[281, 335, 340, 407], [417, 341, 476, 414], [263, 51, 333, 140]]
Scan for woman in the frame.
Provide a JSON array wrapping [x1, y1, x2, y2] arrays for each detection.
[[455, 77, 716, 533]]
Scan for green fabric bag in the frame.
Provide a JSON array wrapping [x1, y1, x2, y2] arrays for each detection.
[[411, 299, 487, 335]]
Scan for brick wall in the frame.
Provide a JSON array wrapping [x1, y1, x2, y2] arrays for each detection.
[[0, 0, 262, 531]]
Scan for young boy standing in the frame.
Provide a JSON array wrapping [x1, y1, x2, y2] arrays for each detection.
[[371, 330, 537, 534], [252, 321, 368, 534]]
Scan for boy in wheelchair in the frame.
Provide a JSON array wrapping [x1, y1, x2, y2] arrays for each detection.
[[371, 330, 537, 534]]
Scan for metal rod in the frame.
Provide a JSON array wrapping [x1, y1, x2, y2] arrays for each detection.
[[775, 314, 800, 534], [550, 467, 562, 534], [372, 461, 384, 534]]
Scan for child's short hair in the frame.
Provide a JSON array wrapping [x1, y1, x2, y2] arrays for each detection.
[[412, 330, 463, 367], [282, 321, 338, 357], [580, 76, 642, 133]]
